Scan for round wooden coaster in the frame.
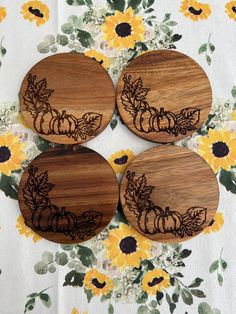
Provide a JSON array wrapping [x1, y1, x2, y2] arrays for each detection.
[[117, 50, 212, 143], [18, 146, 119, 244], [120, 145, 219, 243], [19, 53, 115, 144]]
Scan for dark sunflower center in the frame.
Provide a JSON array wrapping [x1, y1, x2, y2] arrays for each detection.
[[114, 155, 128, 165], [115, 22, 132, 37], [232, 6, 236, 13], [28, 7, 44, 18], [188, 6, 203, 15], [148, 277, 164, 287], [0, 146, 11, 163], [91, 278, 106, 289], [119, 236, 137, 254], [92, 57, 103, 65], [209, 219, 215, 226], [212, 141, 229, 158]]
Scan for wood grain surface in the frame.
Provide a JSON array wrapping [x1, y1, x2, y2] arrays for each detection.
[[120, 145, 219, 243], [19, 53, 115, 144], [116, 50, 212, 143], [18, 146, 119, 244]]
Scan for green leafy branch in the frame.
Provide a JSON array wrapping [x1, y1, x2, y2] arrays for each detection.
[[198, 302, 221, 314], [66, 0, 92, 8], [209, 248, 227, 286], [198, 33, 215, 65], [24, 287, 52, 313]]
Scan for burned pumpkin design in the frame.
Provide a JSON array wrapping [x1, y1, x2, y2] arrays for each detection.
[[124, 171, 207, 238], [121, 74, 200, 137], [23, 74, 102, 142], [22, 165, 103, 241]]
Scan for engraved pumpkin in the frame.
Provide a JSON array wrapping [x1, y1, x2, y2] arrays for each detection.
[[34, 109, 56, 135], [50, 110, 77, 136], [49, 208, 76, 233], [32, 206, 53, 232], [151, 108, 176, 132], [138, 207, 157, 234], [133, 106, 157, 133], [155, 207, 182, 233]]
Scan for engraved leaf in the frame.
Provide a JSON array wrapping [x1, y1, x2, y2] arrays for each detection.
[[82, 112, 102, 134], [185, 207, 207, 226], [179, 108, 200, 126], [75, 211, 103, 238]]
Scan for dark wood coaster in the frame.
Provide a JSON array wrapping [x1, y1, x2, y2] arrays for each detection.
[[19, 53, 115, 144], [18, 146, 119, 244], [116, 50, 212, 143], [120, 145, 219, 243]]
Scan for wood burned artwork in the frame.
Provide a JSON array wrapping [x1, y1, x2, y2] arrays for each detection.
[[120, 145, 219, 243], [18, 146, 119, 244], [116, 50, 212, 143], [19, 53, 115, 144]]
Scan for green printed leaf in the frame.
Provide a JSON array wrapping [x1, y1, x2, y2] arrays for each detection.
[[198, 43, 207, 54], [63, 270, 85, 287], [160, 24, 170, 34], [231, 86, 236, 98], [107, 0, 126, 12], [147, 0, 154, 8], [173, 272, 184, 278], [166, 21, 178, 26], [217, 273, 223, 286], [42, 251, 54, 264], [190, 289, 206, 298], [84, 287, 93, 303], [206, 54, 212, 65], [180, 249, 192, 259], [108, 304, 114, 314], [110, 119, 118, 130], [77, 245, 96, 267], [209, 43, 215, 53], [163, 13, 171, 22], [188, 277, 203, 288], [137, 291, 148, 304], [220, 259, 227, 271], [219, 169, 236, 194], [137, 306, 150, 314], [128, 0, 142, 10], [171, 34, 182, 42], [77, 29, 94, 48], [149, 300, 157, 308], [209, 260, 219, 273], [61, 23, 74, 34], [24, 298, 36, 313], [181, 288, 193, 305], [55, 252, 69, 266], [40, 293, 52, 308], [101, 291, 112, 302], [34, 261, 48, 275], [56, 34, 69, 46]]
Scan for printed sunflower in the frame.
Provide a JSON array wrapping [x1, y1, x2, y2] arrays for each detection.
[[101, 7, 145, 49], [0, 6, 6, 23], [204, 212, 224, 234], [21, 0, 49, 26], [108, 149, 135, 174], [225, 1, 236, 21], [83, 269, 114, 296], [16, 215, 42, 243], [103, 223, 151, 268], [84, 49, 110, 69], [71, 308, 88, 314], [198, 128, 236, 173], [0, 133, 26, 176], [180, 0, 211, 21], [141, 269, 170, 295]]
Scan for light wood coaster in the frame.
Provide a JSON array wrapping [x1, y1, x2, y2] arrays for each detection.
[[19, 53, 115, 144], [120, 145, 219, 243], [116, 50, 212, 143], [18, 146, 119, 244]]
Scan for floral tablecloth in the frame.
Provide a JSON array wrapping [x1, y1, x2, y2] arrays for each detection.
[[0, 1, 236, 313]]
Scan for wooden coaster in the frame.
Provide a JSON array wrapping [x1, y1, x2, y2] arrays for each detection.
[[19, 53, 115, 144], [18, 146, 118, 244], [117, 50, 212, 143], [120, 145, 219, 243]]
